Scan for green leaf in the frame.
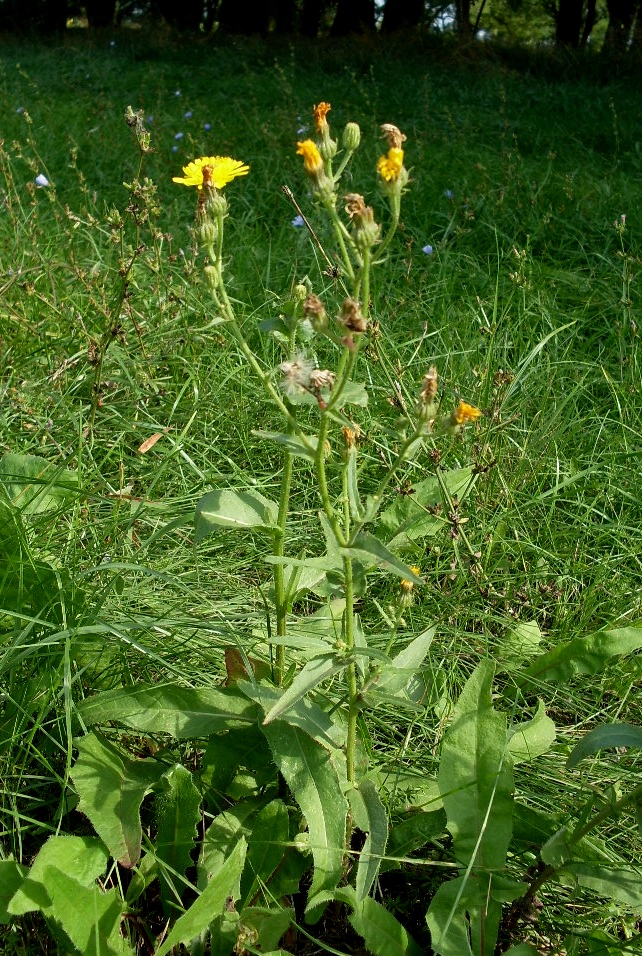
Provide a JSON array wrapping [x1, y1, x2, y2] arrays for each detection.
[[195, 488, 279, 539], [239, 681, 345, 751], [156, 837, 247, 956], [262, 655, 348, 725], [426, 877, 474, 956], [567, 723, 642, 770], [496, 621, 543, 670], [262, 721, 348, 919], [382, 809, 447, 872], [252, 430, 317, 460], [427, 874, 524, 956], [346, 444, 364, 520], [349, 896, 423, 956], [201, 726, 267, 796], [438, 660, 514, 870], [72, 732, 165, 867], [561, 862, 642, 908], [379, 468, 473, 548], [78, 683, 257, 737], [0, 860, 27, 924], [507, 699, 556, 764], [337, 380, 369, 407], [8, 835, 108, 916], [0, 453, 78, 514], [502, 947, 539, 956], [349, 780, 388, 901], [237, 905, 295, 951], [241, 800, 290, 906], [43, 866, 133, 956], [155, 764, 202, 914], [369, 627, 435, 699], [198, 799, 263, 893], [519, 626, 642, 687], [342, 532, 424, 583]]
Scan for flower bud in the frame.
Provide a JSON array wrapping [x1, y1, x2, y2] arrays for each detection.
[[303, 293, 327, 332], [207, 190, 228, 219], [203, 264, 220, 291], [342, 122, 361, 153], [197, 219, 218, 247]]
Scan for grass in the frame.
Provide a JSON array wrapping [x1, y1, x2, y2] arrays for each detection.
[[1, 27, 642, 955]]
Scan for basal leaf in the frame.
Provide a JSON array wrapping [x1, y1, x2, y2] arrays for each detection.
[[78, 683, 257, 737], [567, 722, 642, 770], [349, 896, 423, 956], [519, 626, 642, 687], [155, 764, 202, 914], [239, 681, 345, 751], [0, 860, 28, 923], [7, 835, 107, 916], [438, 660, 514, 870], [156, 837, 247, 956], [0, 453, 78, 515], [262, 721, 347, 919], [561, 862, 642, 908], [507, 699, 556, 764], [43, 866, 133, 956], [241, 799, 290, 906], [72, 732, 165, 867], [195, 488, 279, 540]]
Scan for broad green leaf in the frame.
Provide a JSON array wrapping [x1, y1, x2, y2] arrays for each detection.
[[241, 800, 290, 906], [195, 488, 279, 539], [72, 732, 165, 867], [349, 896, 423, 956], [540, 826, 572, 867], [0, 453, 78, 514], [379, 468, 473, 547], [252, 430, 317, 460], [567, 722, 642, 770], [426, 877, 474, 956], [349, 780, 388, 901], [519, 626, 642, 687], [237, 905, 295, 951], [155, 764, 202, 914], [201, 726, 267, 795], [561, 862, 642, 908], [369, 627, 435, 698], [342, 532, 424, 584], [502, 947, 539, 956], [427, 873, 524, 956], [496, 621, 543, 670], [262, 721, 348, 919], [78, 683, 257, 737], [0, 860, 27, 923], [382, 809, 447, 872], [8, 835, 108, 916], [337, 380, 369, 406], [156, 837, 247, 956], [262, 655, 348, 725], [507, 699, 556, 764], [43, 866, 133, 956], [239, 681, 345, 751], [438, 660, 514, 870], [198, 799, 263, 892]]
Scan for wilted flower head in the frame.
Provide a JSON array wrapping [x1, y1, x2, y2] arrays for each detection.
[[280, 352, 315, 398], [344, 193, 379, 251], [400, 565, 421, 607], [172, 156, 249, 191], [339, 298, 368, 334], [313, 101, 332, 134], [303, 293, 327, 332], [420, 367, 439, 404], [381, 123, 406, 149], [309, 369, 336, 390]]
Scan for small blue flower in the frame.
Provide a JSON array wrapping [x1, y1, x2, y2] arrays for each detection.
[[292, 215, 304, 228], [297, 125, 309, 136], [422, 244, 434, 256], [171, 145, 179, 153], [146, 115, 154, 124], [34, 173, 50, 187], [184, 110, 193, 119], [174, 90, 181, 96], [445, 189, 454, 200], [174, 132, 184, 140], [203, 122, 211, 131]]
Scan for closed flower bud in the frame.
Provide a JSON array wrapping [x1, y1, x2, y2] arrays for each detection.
[[207, 191, 229, 219], [197, 219, 218, 247], [342, 122, 361, 153], [203, 264, 220, 290]]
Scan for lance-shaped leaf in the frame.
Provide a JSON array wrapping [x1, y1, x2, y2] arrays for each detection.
[[262, 654, 348, 725], [379, 468, 473, 548], [437, 660, 514, 870], [342, 532, 424, 584], [156, 838, 247, 956], [253, 430, 317, 461], [427, 873, 525, 956], [240, 681, 345, 751], [42, 867, 133, 956], [8, 836, 108, 916], [262, 721, 347, 919], [348, 780, 389, 900], [195, 488, 279, 540], [349, 896, 423, 956], [155, 764, 202, 914], [507, 699, 556, 764], [519, 626, 642, 687], [241, 799, 290, 906], [368, 627, 435, 700], [0, 452, 79, 514], [567, 722, 642, 769], [78, 683, 257, 737], [72, 732, 165, 867]]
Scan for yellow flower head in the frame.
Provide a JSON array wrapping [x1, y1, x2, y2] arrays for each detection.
[[377, 147, 404, 183], [172, 156, 249, 190], [313, 101, 332, 133], [452, 401, 482, 425], [400, 565, 421, 593], [297, 139, 324, 176]]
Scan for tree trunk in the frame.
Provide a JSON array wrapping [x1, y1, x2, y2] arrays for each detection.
[[603, 0, 637, 51], [455, 0, 473, 37], [580, 0, 597, 45], [555, 0, 584, 46], [330, 0, 375, 35], [217, 0, 270, 33], [85, 0, 117, 28], [381, 0, 424, 32]]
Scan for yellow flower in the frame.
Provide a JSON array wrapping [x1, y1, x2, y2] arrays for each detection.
[[400, 565, 421, 606], [314, 101, 332, 133], [172, 156, 249, 190], [297, 139, 324, 176], [377, 148, 404, 182], [452, 401, 482, 425]]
